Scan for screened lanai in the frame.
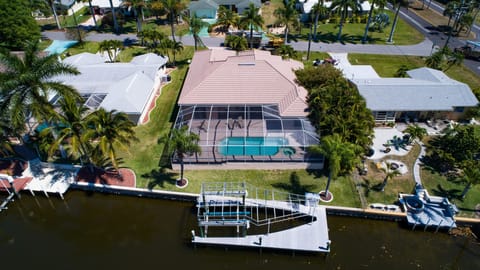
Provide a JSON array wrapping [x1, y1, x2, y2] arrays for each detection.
[[174, 104, 321, 164]]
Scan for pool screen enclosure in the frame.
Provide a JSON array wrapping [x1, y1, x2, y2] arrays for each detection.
[[173, 104, 321, 164]]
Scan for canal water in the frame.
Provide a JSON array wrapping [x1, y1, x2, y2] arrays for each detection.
[[0, 190, 479, 269]]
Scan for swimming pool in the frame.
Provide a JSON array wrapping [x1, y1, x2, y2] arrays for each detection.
[[218, 137, 287, 156], [44, 40, 78, 55]]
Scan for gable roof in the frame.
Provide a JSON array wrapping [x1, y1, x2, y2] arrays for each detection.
[[178, 49, 308, 117], [353, 77, 478, 111], [101, 71, 154, 113]]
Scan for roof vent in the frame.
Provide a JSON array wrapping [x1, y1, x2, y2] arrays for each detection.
[[238, 63, 255, 66]]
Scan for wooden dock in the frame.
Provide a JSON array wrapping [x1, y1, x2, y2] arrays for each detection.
[[193, 197, 331, 253]]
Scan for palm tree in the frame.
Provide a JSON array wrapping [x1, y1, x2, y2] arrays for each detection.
[[444, 1, 460, 27], [310, 134, 360, 201], [0, 40, 80, 135], [330, 0, 363, 41], [240, 3, 264, 49], [99, 40, 123, 62], [425, 49, 444, 69], [225, 35, 248, 53], [460, 162, 480, 199], [394, 65, 409, 77], [379, 162, 400, 191], [404, 124, 427, 144], [166, 126, 201, 187], [387, 0, 409, 43], [138, 28, 166, 50], [109, 0, 120, 33], [46, 0, 62, 30], [124, 0, 146, 33], [444, 50, 464, 71], [215, 6, 239, 33], [86, 109, 137, 171], [274, 44, 298, 59], [310, 1, 329, 41], [362, 0, 387, 43], [183, 13, 209, 51], [43, 95, 92, 165], [161, 0, 186, 44], [274, 0, 299, 43], [160, 39, 183, 66], [81, 0, 98, 29], [0, 119, 15, 157]]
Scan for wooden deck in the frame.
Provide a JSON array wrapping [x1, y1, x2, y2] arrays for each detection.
[[193, 198, 331, 253]]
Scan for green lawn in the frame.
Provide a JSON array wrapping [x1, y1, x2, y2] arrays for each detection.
[[271, 10, 424, 45], [65, 41, 100, 56], [421, 164, 480, 218]]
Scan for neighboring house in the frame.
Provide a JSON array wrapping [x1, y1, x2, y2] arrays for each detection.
[[189, 0, 262, 19], [174, 49, 321, 166], [335, 58, 479, 123], [297, 0, 372, 21], [54, 52, 168, 125]]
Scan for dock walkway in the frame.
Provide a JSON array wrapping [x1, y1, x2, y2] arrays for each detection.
[[193, 195, 331, 253]]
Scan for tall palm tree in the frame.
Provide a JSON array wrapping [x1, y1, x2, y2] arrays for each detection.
[[387, 0, 409, 43], [404, 124, 427, 144], [240, 3, 264, 49], [0, 119, 15, 157], [310, 134, 360, 200], [123, 0, 145, 33], [0, 40, 80, 135], [46, 0, 62, 30], [362, 0, 387, 43], [183, 13, 209, 51], [166, 126, 201, 187], [310, 1, 329, 41], [379, 162, 400, 191], [460, 162, 480, 199], [86, 109, 137, 171], [81, 0, 98, 29], [274, 0, 299, 43], [330, 0, 363, 41], [443, 1, 460, 27], [138, 28, 166, 50], [215, 6, 239, 33], [161, 0, 186, 44], [109, 0, 120, 33]]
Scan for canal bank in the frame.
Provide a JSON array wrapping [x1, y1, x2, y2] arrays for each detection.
[[1, 189, 479, 270], [69, 182, 480, 230]]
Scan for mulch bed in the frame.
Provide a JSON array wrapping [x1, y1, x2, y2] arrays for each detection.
[[76, 167, 136, 188]]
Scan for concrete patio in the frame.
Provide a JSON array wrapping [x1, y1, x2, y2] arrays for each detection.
[[368, 127, 412, 161]]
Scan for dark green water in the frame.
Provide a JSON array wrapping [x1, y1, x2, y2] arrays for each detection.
[[0, 190, 479, 270]]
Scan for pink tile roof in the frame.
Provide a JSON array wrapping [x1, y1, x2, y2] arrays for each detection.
[[178, 49, 308, 117]]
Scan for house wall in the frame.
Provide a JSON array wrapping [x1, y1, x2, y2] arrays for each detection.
[[193, 8, 216, 18]]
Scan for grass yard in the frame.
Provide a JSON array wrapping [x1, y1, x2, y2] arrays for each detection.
[[119, 47, 194, 188], [421, 169, 480, 218], [65, 41, 100, 56]]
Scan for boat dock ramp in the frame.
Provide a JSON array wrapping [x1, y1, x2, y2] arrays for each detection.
[[192, 182, 331, 253]]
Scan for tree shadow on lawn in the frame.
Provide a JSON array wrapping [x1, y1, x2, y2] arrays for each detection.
[[144, 167, 177, 190], [432, 184, 462, 201], [271, 172, 317, 195]]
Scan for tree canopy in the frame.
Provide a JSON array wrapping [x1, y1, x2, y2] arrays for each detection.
[[295, 64, 375, 151], [0, 0, 40, 50]]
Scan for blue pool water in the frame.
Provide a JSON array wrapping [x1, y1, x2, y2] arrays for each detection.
[[218, 137, 287, 156], [44, 40, 78, 55]]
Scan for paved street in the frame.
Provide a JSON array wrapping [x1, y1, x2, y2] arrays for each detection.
[[41, 1, 480, 74]]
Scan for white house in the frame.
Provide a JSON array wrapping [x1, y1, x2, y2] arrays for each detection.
[[54, 52, 168, 125]]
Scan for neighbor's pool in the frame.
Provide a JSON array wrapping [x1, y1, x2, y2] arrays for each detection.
[[44, 40, 78, 55], [218, 137, 287, 156]]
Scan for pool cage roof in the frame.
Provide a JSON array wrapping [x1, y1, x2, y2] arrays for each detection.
[[174, 104, 321, 164]]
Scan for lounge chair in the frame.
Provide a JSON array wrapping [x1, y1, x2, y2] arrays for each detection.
[[227, 118, 234, 130]]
